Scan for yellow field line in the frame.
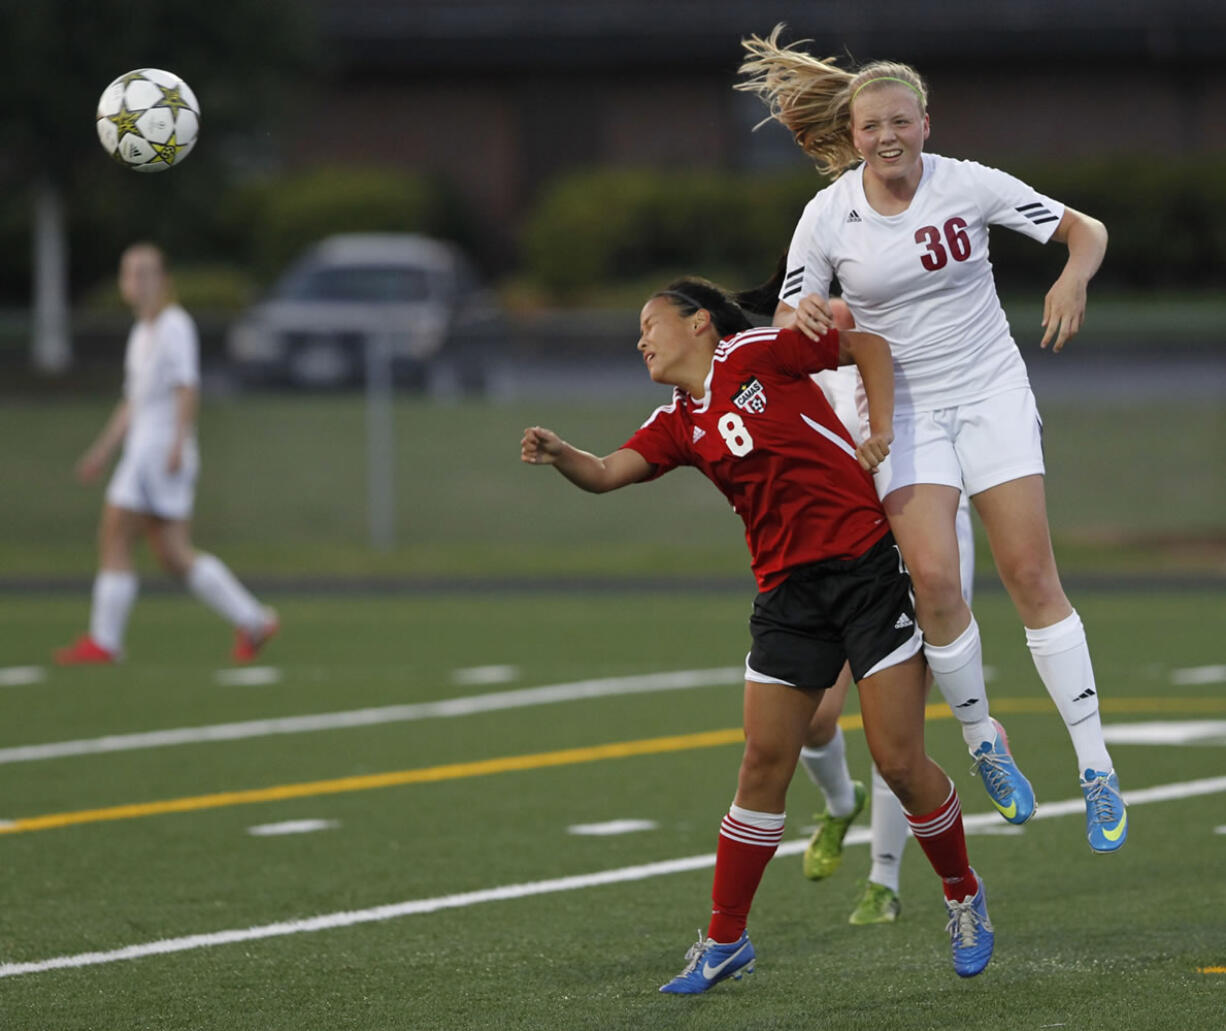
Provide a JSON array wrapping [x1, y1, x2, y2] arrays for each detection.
[[0, 728, 747, 836], [0, 697, 1218, 837], [1197, 966, 1226, 974]]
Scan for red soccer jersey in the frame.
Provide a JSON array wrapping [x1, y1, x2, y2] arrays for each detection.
[[622, 325, 889, 591]]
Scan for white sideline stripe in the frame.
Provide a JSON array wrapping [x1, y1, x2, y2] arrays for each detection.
[[0, 668, 742, 766], [0, 666, 46, 688], [1171, 665, 1226, 685], [1103, 720, 1226, 746], [3, 774, 1224, 981]]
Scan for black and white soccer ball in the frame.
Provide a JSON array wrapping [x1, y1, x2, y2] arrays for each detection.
[[96, 69, 200, 172]]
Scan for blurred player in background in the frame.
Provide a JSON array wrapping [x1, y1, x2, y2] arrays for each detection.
[[55, 243, 277, 666], [794, 298, 977, 926], [523, 277, 996, 993], [738, 27, 1127, 853]]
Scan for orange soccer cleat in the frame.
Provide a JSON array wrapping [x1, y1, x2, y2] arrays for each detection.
[[232, 610, 279, 664], [54, 635, 116, 665]]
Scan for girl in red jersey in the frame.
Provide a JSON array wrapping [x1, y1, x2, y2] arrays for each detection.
[[522, 277, 994, 993]]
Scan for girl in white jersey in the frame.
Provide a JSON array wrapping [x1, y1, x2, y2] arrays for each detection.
[[55, 244, 278, 665], [738, 26, 1127, 854]]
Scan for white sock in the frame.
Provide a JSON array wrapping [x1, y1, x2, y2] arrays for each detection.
[[89, 570, 138, 654], [187, 553, 265, 631], [1026, 610, 1112, 775], [924, 616, 995, 752], [799, 726, 858, 817], [867, 764, 908, 894]]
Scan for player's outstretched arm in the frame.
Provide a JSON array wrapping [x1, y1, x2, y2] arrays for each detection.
[[75, 400, 130, 484], [1042, 206, 1107, 353], [521, 426, 651, 493], [838, 331, 895, 472]]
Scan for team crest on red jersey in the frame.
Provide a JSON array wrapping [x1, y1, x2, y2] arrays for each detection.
[[731, 378, 768, 414]]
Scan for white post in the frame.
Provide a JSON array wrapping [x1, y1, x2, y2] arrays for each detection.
[[31, 179, 72, 374], [364, 328, 396, 551]]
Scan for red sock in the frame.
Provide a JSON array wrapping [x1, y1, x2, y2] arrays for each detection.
[[905, 783, 978, 901], [707, 807, 784, 943]]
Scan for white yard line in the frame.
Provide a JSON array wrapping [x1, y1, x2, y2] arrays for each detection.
[[3, 774, 1223, 980], [0, 666, 46, 688], [247, 819, 339, 837], [451, 665, 520, 686], [0, 668, 742, 766], [215, 667, 282, 687], [568, 819, 659, 836]]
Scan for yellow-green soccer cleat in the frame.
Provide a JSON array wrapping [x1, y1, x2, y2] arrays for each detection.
[[802, 780, 866, 880], [848, 881, 901, 925]]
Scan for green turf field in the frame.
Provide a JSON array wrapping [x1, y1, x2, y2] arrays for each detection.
[[1, 394, 1223, 578], [1, 590, 1224, 1029]]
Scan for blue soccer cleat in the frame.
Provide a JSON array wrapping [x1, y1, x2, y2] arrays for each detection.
[[944, 871, 994, 978], [659, 930, 755, 994], [971, 718, 1036, 825], [1081, 768, 1128, 853]]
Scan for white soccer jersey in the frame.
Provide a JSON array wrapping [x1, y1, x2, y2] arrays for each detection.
[[122, 304, 200, 452], [782, 153, 1065, 414]]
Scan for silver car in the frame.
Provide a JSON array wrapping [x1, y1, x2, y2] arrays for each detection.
[[226, 233, 500, 390]]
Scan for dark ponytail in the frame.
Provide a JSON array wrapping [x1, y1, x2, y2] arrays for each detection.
[[733, 251, 788, 318]]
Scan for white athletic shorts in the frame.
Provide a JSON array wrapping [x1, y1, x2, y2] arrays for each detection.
[[869, 387, 1044, 501], [106, 440, 199, 520]]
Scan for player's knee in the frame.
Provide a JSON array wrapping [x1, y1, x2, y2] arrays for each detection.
[[998, 554, 1059, 605], [871, 751, 922, 807], [739, 736, 794, 786], [150, 538, 190, 578], [906, 560, 963, 615], [803, 714, 839, 748]]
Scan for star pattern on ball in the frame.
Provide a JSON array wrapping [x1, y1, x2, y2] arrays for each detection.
[[119, 70, 148, 87], [106, 102, 142, 142], [154, 84, 194, 116], [148, 130, 188, 167]]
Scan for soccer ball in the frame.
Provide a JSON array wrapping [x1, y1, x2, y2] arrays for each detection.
[[95, 69, 200, 172]]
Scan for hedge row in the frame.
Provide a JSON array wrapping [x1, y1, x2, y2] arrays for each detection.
[[518, 158, 1226, 298]]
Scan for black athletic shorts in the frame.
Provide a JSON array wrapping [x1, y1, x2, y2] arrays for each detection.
[[746, 531, 922, 688]]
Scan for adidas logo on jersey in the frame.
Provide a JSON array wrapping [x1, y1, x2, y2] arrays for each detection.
[[894, 612, 914, 629], [1073, 687, 1097, 702], [692, 426, 706, 443], [846, 209, 862, 223]]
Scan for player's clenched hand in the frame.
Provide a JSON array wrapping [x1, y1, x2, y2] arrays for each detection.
[[794, 294, 835, 340], [1040, 272, 1087, 352], [75, 449, 105, 484], [856, 431, 892, 473], [521, 426, 564, 465]]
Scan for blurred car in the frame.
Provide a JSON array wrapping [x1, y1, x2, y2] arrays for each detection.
[[226, 233, 501, 391]]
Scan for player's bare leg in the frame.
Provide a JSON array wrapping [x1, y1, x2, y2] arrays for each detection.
[[55, 503, 143, 663], [661, 681, 821, 994], [150, 517, 278, 663], [857, 653, 993, 976], [974, 475, 1125, 851], [885, 483, 1034, 823]]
